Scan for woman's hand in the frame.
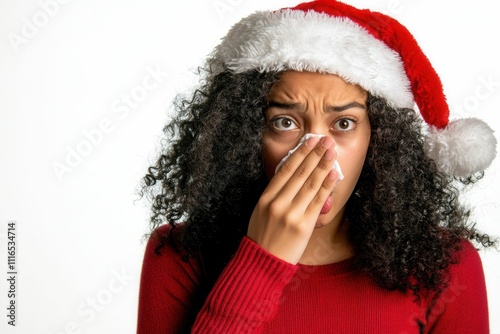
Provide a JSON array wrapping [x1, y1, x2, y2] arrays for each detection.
[[247, 136, 340, 264]]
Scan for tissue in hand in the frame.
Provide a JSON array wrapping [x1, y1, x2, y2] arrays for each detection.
[[274, 134, 344, 180]]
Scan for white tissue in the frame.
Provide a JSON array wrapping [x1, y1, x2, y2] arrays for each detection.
[[274, 134, 344, 180]]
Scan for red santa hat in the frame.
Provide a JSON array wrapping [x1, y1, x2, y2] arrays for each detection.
[[209, 0, 496, 177]]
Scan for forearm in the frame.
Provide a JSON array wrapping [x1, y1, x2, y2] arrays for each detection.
[[192, 237, 297, 333]]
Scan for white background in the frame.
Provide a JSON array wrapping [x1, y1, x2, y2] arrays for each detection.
[[1, 0, 499, 333]]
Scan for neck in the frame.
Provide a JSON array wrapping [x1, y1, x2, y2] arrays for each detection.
[[298, 214, 353, 265]]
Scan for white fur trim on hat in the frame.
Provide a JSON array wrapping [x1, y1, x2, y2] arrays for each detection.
[[209, 10, 414, 109], [424, 118, 497, 177]]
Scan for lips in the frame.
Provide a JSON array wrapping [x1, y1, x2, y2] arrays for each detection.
[[320, 195, 333, 214]]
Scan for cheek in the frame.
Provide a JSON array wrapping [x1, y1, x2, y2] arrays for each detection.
[[262, 140, 290, 180], [327, 135, 370, 217], [336, 132, 371, 184]]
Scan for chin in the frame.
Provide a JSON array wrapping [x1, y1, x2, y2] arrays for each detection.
[[314, 222, 328, 229], [314, 198, 346, 228], [314, 213, 336, 228]]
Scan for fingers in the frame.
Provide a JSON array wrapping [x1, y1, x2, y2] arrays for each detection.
[[304, 169, 338, 216], [269, 136, 338, 202], [289, 141, 339, 215], [272, 135, 321, 177]]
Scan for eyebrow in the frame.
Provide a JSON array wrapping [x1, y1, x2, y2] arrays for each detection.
[[266, 101, 366, 112], [328, 102, 366, 112]]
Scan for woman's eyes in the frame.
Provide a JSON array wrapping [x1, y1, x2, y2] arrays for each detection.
[[269, 116, 357, 132]]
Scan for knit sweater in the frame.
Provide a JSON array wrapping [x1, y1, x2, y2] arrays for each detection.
[[137, 224, 489, 333]]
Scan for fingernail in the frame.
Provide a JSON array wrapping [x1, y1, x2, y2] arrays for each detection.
[[323, 148, 334, 161], [306, 136, 320, 148], [321, 136, 334, 148], [328, 169, 338, 181]]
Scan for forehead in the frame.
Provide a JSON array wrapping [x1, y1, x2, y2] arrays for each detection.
[[268, 71, 367, 102]]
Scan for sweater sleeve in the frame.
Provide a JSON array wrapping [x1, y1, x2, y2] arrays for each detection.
[[137, 226, 297, 334], [192, 237, 298, 334], [425, 240, 489, 333]]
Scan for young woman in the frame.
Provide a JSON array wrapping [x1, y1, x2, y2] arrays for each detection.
[[137, 1, 497, 333]]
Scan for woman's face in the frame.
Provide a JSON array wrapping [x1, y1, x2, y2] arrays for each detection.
[[262, 71, 371, 227]]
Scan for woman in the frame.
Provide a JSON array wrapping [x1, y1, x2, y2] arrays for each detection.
[[137, 1, 497, 333]]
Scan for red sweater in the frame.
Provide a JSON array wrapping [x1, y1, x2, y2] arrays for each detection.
[[137, 225, 489, 333]]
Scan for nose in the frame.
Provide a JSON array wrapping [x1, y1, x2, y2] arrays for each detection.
[[306, 122, 333, 139], [301, 132, 335, 147], [304, 124, 336, 145]]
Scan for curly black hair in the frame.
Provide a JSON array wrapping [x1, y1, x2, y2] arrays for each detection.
[[141, 67, 494, 294]]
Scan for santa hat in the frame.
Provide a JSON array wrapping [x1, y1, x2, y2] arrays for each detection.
[[209, 0, 496, 177]]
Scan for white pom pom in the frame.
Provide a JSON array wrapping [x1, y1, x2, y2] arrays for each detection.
[[424, 118, 497, 177]]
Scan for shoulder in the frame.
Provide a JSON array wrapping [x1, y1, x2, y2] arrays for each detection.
[[138, 224, 210, 333], [442, 239, 486, 297], [139, 224, 208, 306], [145, 223, 179, 253], [144, 224, 187, 262], [422, 239, 489, 332], [141, 223, 198, 277], [450, 239, 484, 276]]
